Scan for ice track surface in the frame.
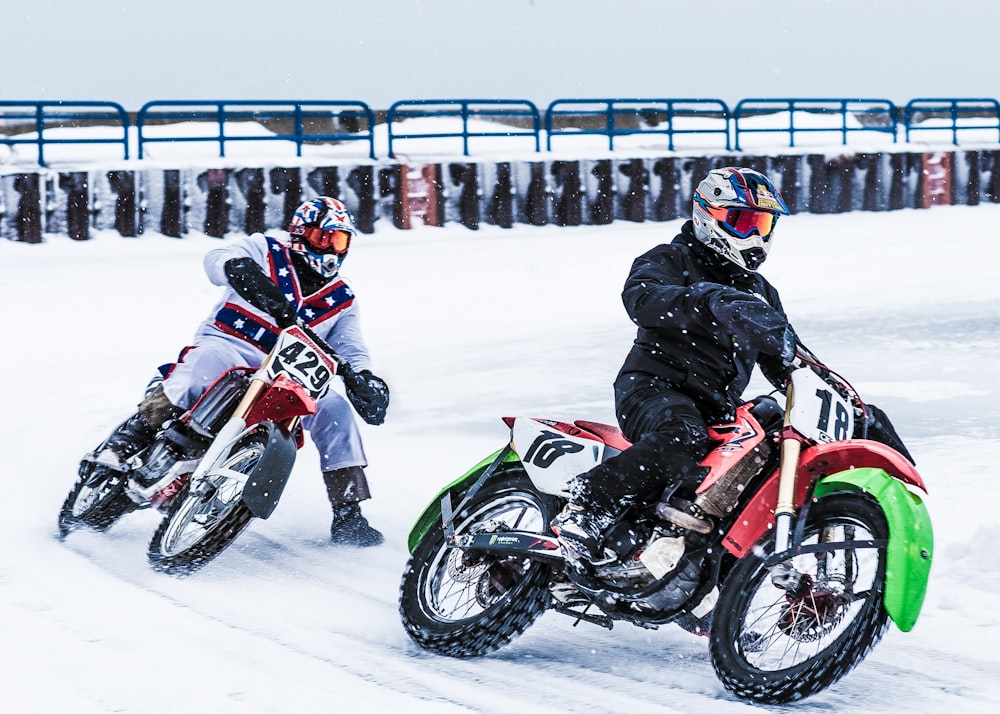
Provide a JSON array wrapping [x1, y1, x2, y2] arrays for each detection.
[[3, 207, 1000, 713]]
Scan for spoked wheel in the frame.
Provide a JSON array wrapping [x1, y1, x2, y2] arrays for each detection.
[[146, 430, 264, 575], [710, 494, 890, 704], [57, 460, 137, 538], [399, 469, 560, 657]]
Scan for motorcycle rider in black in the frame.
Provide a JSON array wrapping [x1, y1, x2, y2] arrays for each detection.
[[551, 167, 797, 561]]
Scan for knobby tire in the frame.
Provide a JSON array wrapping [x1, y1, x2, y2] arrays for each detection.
[[147, 481, 254, 576], [399, 468, 560, 657], [146, 430, 268, 576], [709, 493, 890, 704], [57, 463, 136, 538]]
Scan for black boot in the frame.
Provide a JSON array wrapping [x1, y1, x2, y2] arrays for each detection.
[[105, 385, 182, 462], [105, 413, 157, 461], [551, 470, 622, 562], [329, 502, 384, 547], [550, 503, 616, 562], [323, 467, 383, 546]]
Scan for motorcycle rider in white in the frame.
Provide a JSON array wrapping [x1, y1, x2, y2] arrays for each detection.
[[106, 196, 389, 546]]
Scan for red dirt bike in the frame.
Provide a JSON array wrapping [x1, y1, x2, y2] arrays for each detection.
[[58, 324, 346, 575], [398, 353, 933, 704]]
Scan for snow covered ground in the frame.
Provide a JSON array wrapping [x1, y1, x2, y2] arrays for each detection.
[[2, 201, 1000, 713]]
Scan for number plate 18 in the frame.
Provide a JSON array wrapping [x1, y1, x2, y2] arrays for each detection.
[[788, 368, 855, 443]]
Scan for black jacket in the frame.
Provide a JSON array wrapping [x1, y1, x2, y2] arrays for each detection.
[[617, 221, 792, 421]]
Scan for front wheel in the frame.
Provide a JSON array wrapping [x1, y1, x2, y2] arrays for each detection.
[[710, 493, 890, 704], [146, 429, 265, 575], [399, 468, 560, 657]]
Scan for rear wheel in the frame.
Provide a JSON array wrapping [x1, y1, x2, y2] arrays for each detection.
[[710, 494, 890, 704], [146, 430, 264, 575], [57, 461, 137, 538], [399, 469, 559, 657]]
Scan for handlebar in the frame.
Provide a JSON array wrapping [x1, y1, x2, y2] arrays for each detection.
[[791, 351, 869, 423], [295, 322, 350, 375]]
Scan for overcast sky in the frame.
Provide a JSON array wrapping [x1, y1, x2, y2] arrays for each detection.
[[3, 1, 996, 112]]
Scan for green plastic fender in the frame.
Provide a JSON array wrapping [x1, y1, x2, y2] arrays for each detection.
[[813, 467, 933, 632], [406, 448, 521, 553]]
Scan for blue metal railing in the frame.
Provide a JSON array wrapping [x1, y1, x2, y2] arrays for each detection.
[[733, 98, 898, 151], [385, 99, 541, 158], [0, 100, 130, 166], [545, 98, 731, 151], [135, 100, 376, 159], [903, 98, 1000, 145], [10, 96, 1000, 167]]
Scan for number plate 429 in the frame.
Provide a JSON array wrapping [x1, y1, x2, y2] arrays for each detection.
[[268, 328, 338, 399]]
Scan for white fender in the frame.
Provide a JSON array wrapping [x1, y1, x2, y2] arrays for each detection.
[[511, 417, 605, 496]]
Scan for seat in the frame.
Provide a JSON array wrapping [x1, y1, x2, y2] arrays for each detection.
[[574, 420, 632, 451]]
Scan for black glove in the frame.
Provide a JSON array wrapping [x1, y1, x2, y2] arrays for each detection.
[[340, 365, 389, 425], [862, 402, 916, 465], [270, 302, 299, 329], [224, 257, 298, 328], [706, 286, 790, 357]]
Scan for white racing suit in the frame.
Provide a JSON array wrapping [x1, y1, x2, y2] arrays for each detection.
[[160, 232, 373, 473]]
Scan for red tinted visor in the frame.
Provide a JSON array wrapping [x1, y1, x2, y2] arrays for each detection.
[[705, 205, 777, 239], [299, 227, 351, 254]]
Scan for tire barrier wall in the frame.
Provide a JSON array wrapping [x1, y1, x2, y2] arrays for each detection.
[[3, 149, 999, 243]]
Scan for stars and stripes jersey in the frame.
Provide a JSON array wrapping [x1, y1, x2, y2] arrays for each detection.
[[194, 232, 373, 371]]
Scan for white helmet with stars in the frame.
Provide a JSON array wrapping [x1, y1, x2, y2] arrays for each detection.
[[287, 196, 356, 278]]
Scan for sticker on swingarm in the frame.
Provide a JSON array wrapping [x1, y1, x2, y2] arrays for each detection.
[[454, 530, 564, 560]]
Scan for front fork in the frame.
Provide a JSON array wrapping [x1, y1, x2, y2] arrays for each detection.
[[765, 424, 932, 631], [770, 380, 808, 593]]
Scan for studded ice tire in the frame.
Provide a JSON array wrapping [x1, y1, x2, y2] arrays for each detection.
[[709, 493, 891, 704], [57, 462, 137, 538], [146, 430, 265, 576], [399, 468, 560, 657]]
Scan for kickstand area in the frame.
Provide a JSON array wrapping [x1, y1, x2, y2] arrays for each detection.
[[551, 602, 614, 630]]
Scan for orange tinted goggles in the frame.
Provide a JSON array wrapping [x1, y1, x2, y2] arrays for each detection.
[[301, 227, 352, 253], [705, 205, 777, 239]]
